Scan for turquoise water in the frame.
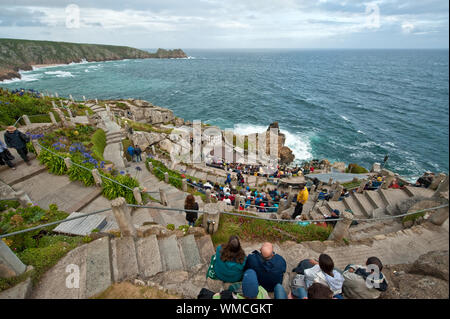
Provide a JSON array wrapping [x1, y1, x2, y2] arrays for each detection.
[[1, 49, 448, 180]]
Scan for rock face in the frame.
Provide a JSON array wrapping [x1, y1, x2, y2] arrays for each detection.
[[0, 38, 188, 81], [128, 104, 175, 124], [381, 250, 449, 299], [130, 131, 166, 151], [332, 162, 346, 173], [265, 122, 295, 165]]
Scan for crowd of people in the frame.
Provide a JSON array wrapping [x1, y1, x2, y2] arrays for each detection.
[[185, 176, 288, 213], [198, 235, 388, 299], [207, 160, 304, 179]]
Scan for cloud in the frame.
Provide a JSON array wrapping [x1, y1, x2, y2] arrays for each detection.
[[0, 0, 448, 48]]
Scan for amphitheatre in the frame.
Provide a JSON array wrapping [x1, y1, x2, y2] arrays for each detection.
[[0, 89, 448, 299]]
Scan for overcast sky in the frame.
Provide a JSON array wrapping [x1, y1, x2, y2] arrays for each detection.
[[0, 0, 448, 49]]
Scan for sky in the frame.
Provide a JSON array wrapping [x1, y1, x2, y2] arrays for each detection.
[[0, 0, 448, 49]]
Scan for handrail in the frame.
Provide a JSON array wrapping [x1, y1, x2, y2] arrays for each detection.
[[126, 203, 449, 224], [37, 142, 135, 192], [1, 201, 446, 239], [0, 207, 112, 239]]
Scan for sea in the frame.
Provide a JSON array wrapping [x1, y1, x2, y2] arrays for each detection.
[[1, 49, 448, 181]]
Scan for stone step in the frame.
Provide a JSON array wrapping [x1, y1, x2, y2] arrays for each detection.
[[135, 235, 163, 277], [0, 158, 44, 186], [402, 186, 415, 197], [325, 200, 347, 215], [378, 188, 392, 206], [178, 234, 203, 271], [351, 193, 372, 217], [403, 186, 435, 198], [131, 208, 154, 226], [85, 237, 112, 298], [364, 190, 384, 210], [148, 204, 167, 226], [317, 205, 331, 217], [196, 235, 215, 264], [158, 235, 184, 271], [383, 188, 411, 205], [342, 196, 363, 217], [111, 237, 139, 282], [34, 180, 99, 212], [167, 192, 186, 203], [67, 187, 103, 213], [106, 137, 124, 144]]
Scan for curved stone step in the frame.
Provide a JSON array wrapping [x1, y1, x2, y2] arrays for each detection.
[[158, 235, 184, 271], [351, 192, 373, 217], [178, 234, 202, 271], [85, 237, 112, 298], [196, 235, 215, 264], [136, 235, 163, 277], [111, 237, 139, 282]]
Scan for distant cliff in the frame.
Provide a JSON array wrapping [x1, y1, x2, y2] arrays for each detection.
[[0, 38, 187, 81]]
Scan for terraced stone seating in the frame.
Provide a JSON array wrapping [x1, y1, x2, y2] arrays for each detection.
[[30, 231, 216, 299]]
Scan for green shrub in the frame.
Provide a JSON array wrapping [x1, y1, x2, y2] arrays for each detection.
[[67, 154, 95, 186], [101, 173, 139, 204], [0, 200, 20, 212], [146, 158, 182, 189], [167, 224, 175, 231], [38, 148, 68, 175], [91, 129, 106, 161], [346, 163, 369, 174]]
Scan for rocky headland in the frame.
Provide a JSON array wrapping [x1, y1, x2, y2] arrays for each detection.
[[0, 38, 187, 81]]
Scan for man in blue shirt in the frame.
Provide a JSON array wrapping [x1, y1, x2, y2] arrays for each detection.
[[245, 242, 287, 292]]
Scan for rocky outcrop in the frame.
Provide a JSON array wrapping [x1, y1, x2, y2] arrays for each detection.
[[381, 250, 449, 299], [0, 38, 188, 81], [130, 131, 166, 151], [128, 104, 174, 125], [265, 122, 295, 165]]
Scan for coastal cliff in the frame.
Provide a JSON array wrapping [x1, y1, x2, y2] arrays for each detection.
[[0, 38, 187, 81]]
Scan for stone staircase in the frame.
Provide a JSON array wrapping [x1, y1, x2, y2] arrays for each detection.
[[30, 232, 216, 299], [0, 158, 103, 214], [20, 215, 449, 299], [308, 186, 437, 241]]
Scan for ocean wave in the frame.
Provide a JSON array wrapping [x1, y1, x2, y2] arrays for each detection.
[[0, 72, 42, 83], [233, 123, 313, 161], [340, 115, 350, 122], [357, 130, 365, 134], [44, 71, 74, 78]]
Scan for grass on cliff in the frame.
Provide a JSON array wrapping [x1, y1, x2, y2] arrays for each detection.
[[0, 204, 92, 292], [196, 211, 332, 247], [91, 129, 106, 161], [93, 282, 182, 299]]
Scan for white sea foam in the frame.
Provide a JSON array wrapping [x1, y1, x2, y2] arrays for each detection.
[[385, 141, 396, 147], [0, 71, 42, 83], [340, 115, 350, 122], [44, 71, 74, 78], [233, 123, 313, 161], [357, 130, 365, 134]]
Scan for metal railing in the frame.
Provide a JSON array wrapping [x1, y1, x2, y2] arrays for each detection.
[[0, 207, 112, 239], [0, 200, 447, 239]]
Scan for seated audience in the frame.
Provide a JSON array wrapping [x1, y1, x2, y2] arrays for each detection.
[[342, 256, 388, 299], [244, 242, 286, 292]]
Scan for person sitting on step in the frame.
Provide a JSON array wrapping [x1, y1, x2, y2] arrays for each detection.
[[213, 235, 247, 283], [342, 256, 388, 299], [244, 242, 287, 292], [292, 253, 345, 298]]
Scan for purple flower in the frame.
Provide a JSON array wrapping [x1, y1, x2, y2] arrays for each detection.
[[135, 166, 142, 171], [120, 171, 125, 175]]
